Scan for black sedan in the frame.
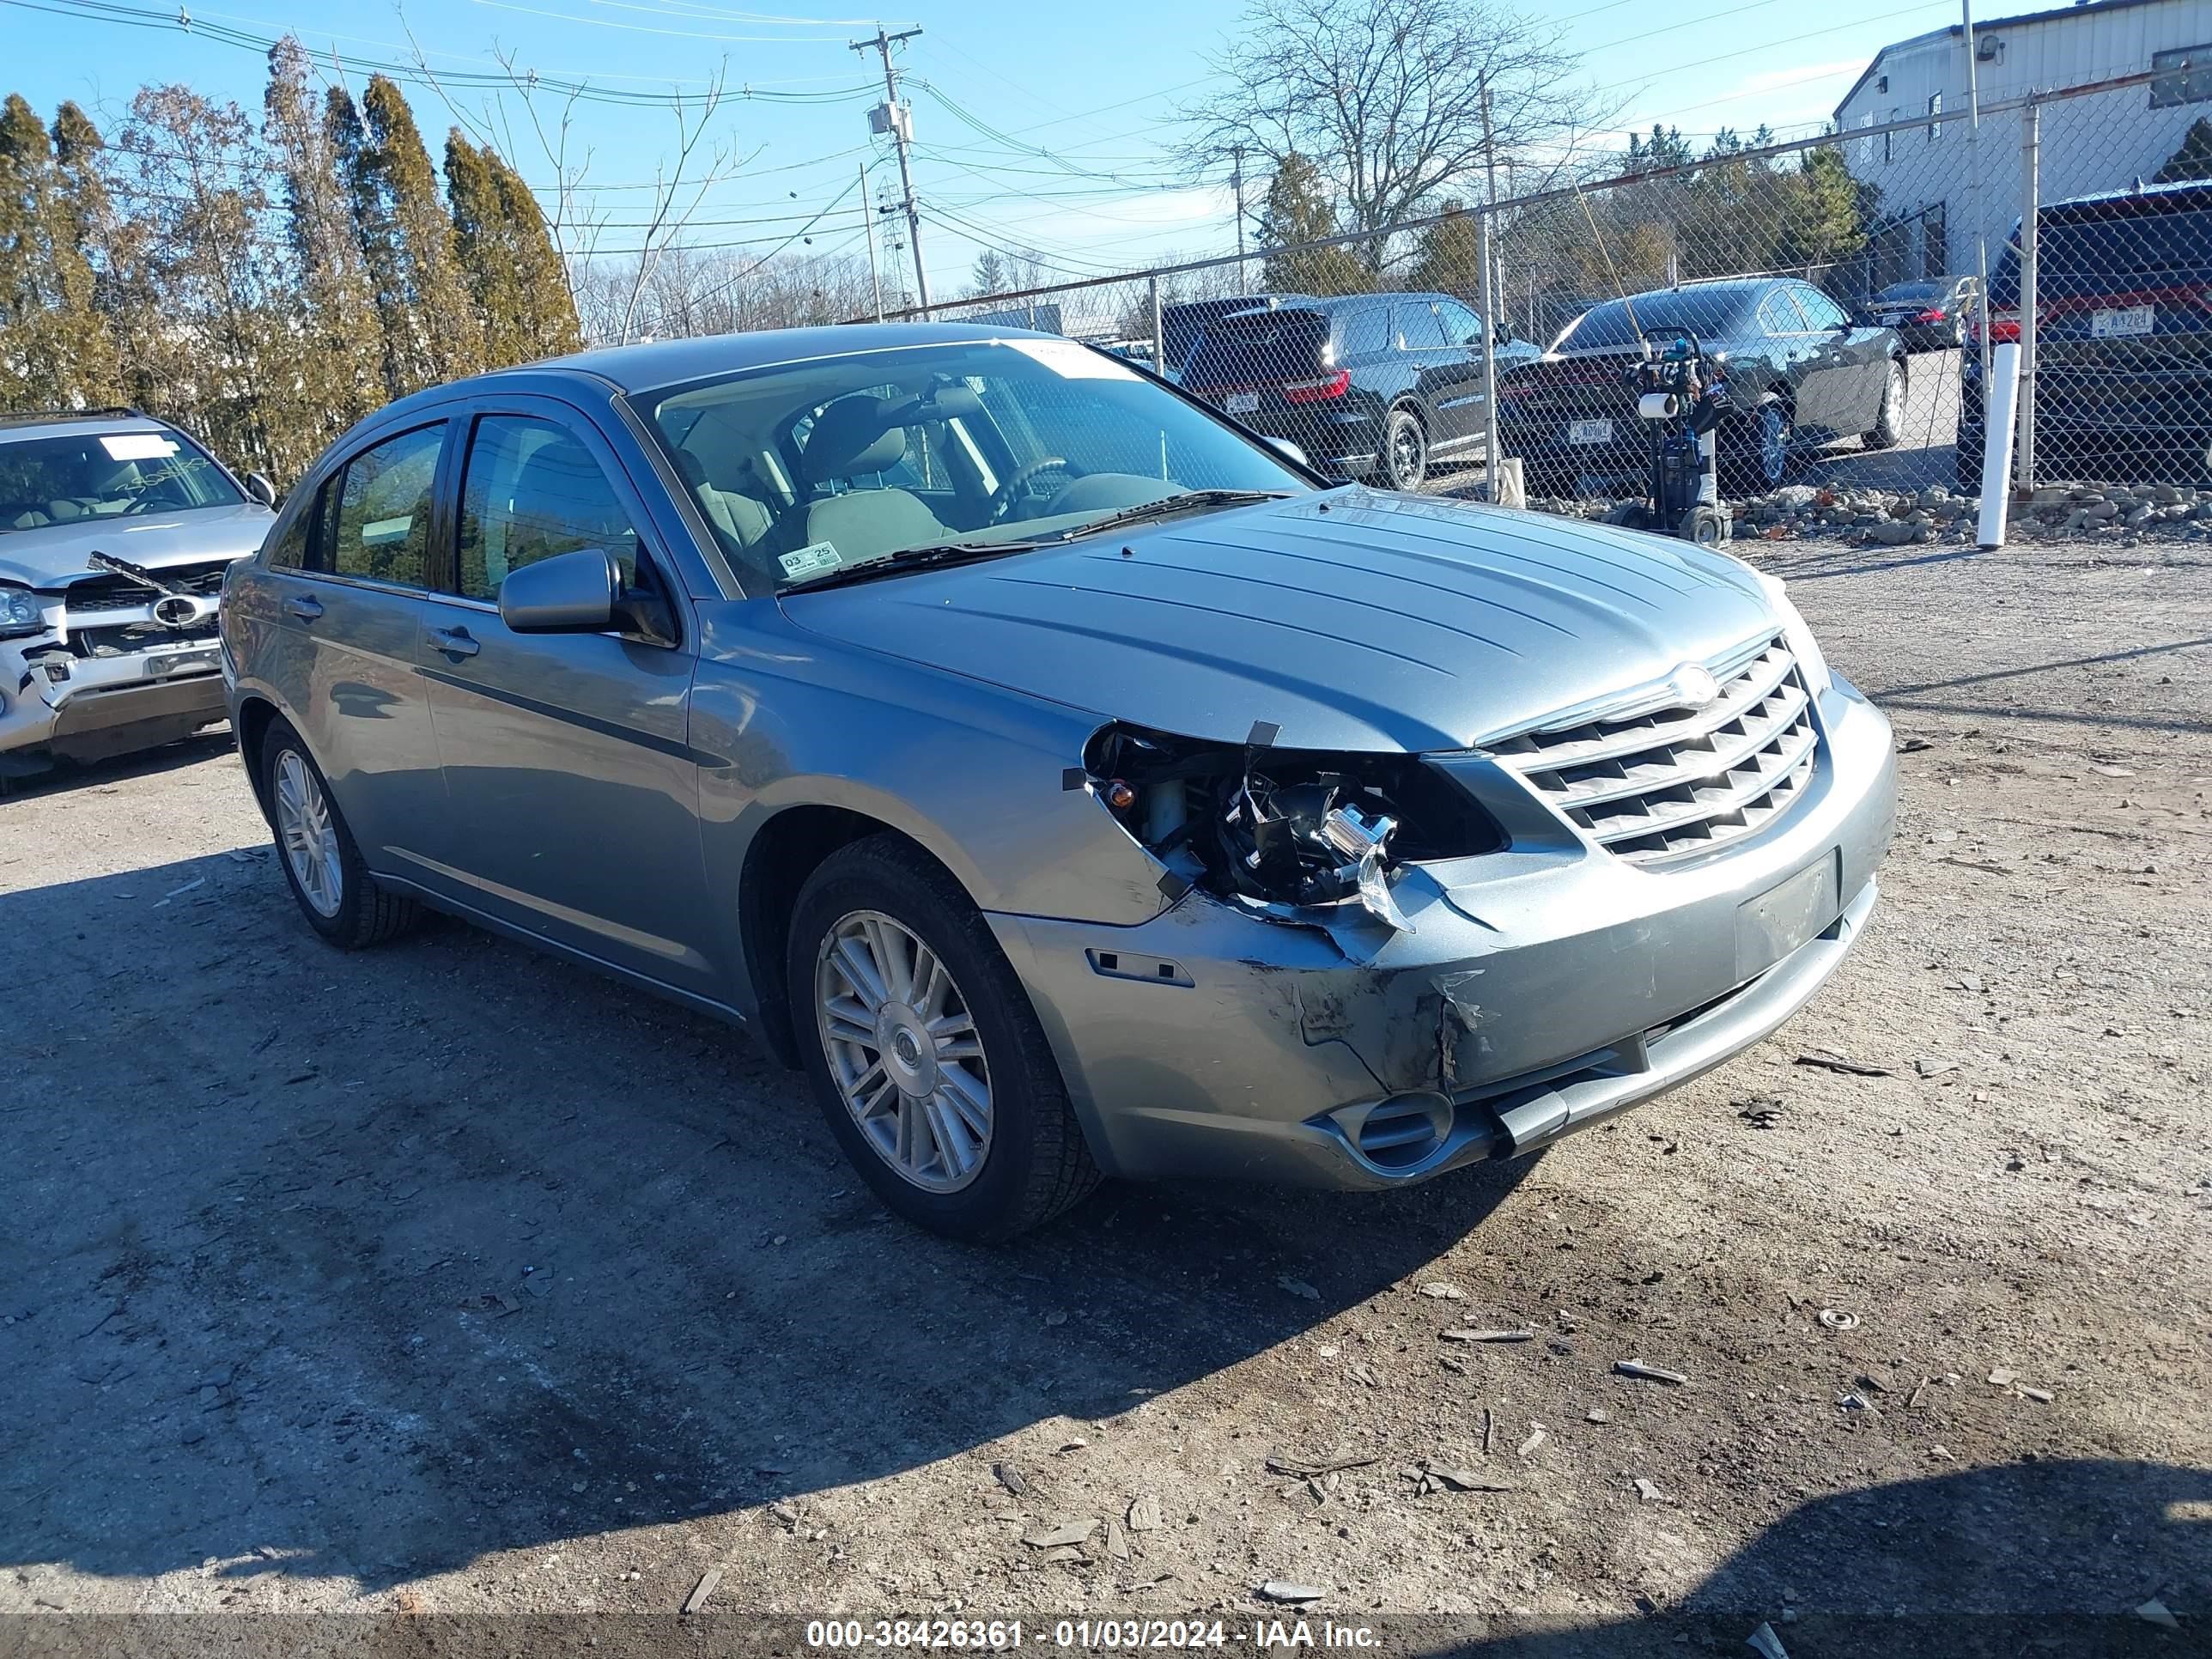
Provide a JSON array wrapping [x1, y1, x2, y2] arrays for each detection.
[[1496, 278, 1908, 499], [1180, 293, 1541, 489], [1863, 276, 1977, 351]]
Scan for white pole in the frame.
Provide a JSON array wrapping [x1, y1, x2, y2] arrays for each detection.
[[1978, 340, 2021, 548], [1963, 0, 1992, 398]]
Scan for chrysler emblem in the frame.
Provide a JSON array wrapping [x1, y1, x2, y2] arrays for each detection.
[[1665, 664, 1719, 708]]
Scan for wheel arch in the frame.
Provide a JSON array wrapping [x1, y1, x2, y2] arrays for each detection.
[[233, 692, 285, 823], [738, 805, 955, 1070]]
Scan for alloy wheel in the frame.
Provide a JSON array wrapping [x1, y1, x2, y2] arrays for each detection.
[[1883, 362, 1905, 429], [1388, 416, 1425, 490], [1759, 406, 1790, 487], [814, 909, 992, 1193], [273, 749, 343, 919]]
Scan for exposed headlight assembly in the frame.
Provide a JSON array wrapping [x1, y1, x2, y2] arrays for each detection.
[[0, 585, 48, 640], [1082, 723, 1504, 932], [1755, 570, 1832, 699]]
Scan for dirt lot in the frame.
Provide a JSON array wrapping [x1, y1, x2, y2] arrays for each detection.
[[3, 528, 2208, 1653]]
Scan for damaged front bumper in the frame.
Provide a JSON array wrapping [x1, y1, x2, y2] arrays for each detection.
[[1, 628, 228, 768], [988, 673, 1897, 1189]]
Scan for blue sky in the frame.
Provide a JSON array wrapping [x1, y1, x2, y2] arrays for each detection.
[[1, 0, 1968, 295]]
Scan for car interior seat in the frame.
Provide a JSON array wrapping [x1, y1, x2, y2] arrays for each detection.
[[799, 396, 946, 567]]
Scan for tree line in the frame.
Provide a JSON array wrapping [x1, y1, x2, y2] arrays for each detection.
[[0, 42, 582, 484]]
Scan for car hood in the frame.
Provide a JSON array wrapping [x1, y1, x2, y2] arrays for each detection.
[[779, 489, 1778, 752], [0, 502, 274, 588]]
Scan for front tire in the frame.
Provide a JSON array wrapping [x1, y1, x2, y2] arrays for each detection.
[[787, 835, 1100, 1241], [261, 716, 418, 949], [1382, 407, 1428, 492]]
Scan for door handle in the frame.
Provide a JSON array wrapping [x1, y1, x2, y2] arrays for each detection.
[[428, 626, 481, 659], [288, 595, 324, 622]]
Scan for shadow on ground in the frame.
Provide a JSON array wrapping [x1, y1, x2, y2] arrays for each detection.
[[0, 850, 1536, 1592]]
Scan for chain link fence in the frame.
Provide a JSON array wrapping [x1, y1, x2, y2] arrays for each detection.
[[886, 70, 2210, 538]]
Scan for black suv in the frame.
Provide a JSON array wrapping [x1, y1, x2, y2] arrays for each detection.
[[1958, 179, 2212, 488], [1179, 293, 1540, 489]]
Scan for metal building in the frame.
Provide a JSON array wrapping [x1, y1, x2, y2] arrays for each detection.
[[1833, 0, 2212, 280]]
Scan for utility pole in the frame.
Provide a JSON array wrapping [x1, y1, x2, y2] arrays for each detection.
[[852, 25, 930, 319], [859, 161, 884, 322], [1231, 145, 1248, 295]]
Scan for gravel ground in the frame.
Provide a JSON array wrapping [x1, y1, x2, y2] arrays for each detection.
[[2, 526, 2207, 1653]]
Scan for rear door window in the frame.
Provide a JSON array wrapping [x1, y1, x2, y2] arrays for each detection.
[[327, 424, 446, 589], [1394, 302, 1449, 349], [1335, 307, 1389, 358]]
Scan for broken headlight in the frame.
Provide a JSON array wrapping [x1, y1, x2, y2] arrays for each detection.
[[1082, 723, 1504, 930], [0, 585, 46, 639]]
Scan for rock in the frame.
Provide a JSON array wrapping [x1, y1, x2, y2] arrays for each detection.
[[1771, 484, 1819, 509], [2029, 486, 2069, 506], [1257, 1582, 1326, 1604], [1988, 1368, 2017, 1386], [1516, 1427, 1547, 1458], [994, 1462, 1027, 1497], [1614, 1358, 1687, 1384], [1635, 1478, 1664, 1503], [1105, 1520, 1131, 1562], [1419, 1283, 1466, 1300], [1585, 1408, 1612, 1425], [681, 1567, 722, 1616], [1915, 1056, 1960, 1078], [1746, 1621, 1791, 1659], [1277, 1275, 1321, 1301], [1024, 1519, 1094, 1549], [1127, 1493, 1164, 1533], [1869, 520, 1918, 545]]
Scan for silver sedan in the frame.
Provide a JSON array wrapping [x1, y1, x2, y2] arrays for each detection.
[[222, 324, 1896, 1239]]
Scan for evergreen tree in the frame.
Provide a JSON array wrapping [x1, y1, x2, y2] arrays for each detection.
[[487, 147, 578, 357], [969, 248, 1008, 297], [1256, 154, 1369, 295], [2155, 118, 2212, 182], [46, 102, 120, 406], [445, 131, 530, 365], [0, 94, 66, 406], [1406, 202, 1487, 301], [339, 75, 480, 396], [265, 39, 383, 443]]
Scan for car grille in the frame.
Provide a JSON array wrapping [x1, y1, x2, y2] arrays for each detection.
[[58, 559, 231, 617], [1489, 636, 1819, 865]]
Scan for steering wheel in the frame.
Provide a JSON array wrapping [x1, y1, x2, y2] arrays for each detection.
[[989, 454, 1077, 521]]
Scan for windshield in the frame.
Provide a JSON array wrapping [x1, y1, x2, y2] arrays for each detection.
[[640, 338, 1310, 592], [1553, 289, 1759, 351], [0, 428, 242, 534]]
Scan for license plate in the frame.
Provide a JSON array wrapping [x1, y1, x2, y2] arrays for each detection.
[[2091, 305, 2154, 338], [1567, 418, 1612, 445], [1224, 392, 1260, 415], [1735, 854, 1841, 980], [145, 647, 219, 678]]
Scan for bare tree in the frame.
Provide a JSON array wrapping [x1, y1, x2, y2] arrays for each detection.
[[1180, 0, 1610, 240]]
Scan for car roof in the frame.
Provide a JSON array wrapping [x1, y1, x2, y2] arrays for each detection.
[[1604, 278, 1778, 306], [530, 321, 1089, 398], [0, 408, 189, 445], [2046, 177, 2212, 214]]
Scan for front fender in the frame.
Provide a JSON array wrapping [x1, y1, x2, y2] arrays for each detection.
[[689, 599, 1175, 1007]]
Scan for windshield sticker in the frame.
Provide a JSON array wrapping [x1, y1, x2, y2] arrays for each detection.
[[100, 433, 180, 461], [779, 542, 842, 580], [1002, 338, 1138, 380]]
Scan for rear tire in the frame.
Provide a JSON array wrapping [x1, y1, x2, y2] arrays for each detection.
[[1721, 403, 1793, 496], [1382, 407, 1428, 492], [787, 834, 1100, 1242], [261, 716, 419, 949], [1954, 431, 1985, 494]]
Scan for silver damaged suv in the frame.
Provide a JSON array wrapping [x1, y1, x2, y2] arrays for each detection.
[[222, 325, 1897, 1240], [2, 409, 276, 775]]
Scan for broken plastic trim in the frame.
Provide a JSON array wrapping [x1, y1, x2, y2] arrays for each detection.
[[1080, 722, 1503, 930]]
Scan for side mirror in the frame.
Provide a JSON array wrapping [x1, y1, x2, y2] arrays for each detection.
[[1263, 435, 1310, 467], [499, 547, 619, 633], [244, 471, 278, 508]]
